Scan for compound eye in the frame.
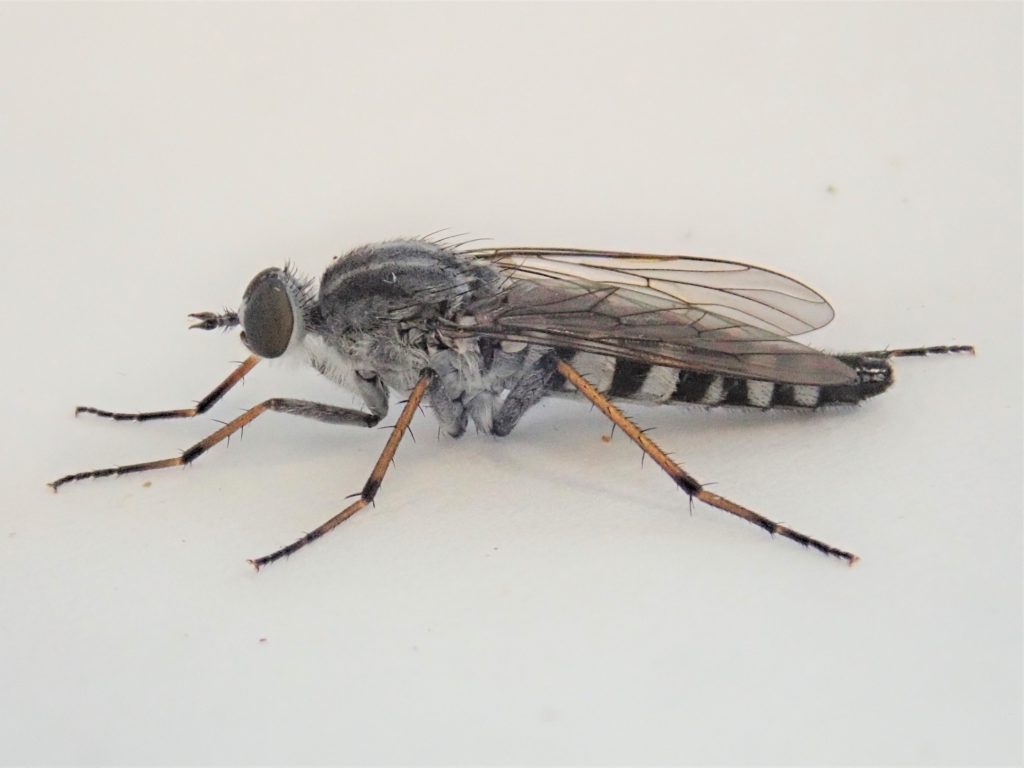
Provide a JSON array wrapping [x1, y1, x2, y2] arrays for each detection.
[[241, 270, 294, 358]]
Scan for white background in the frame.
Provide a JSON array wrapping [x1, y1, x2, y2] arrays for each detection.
[[1, 4, 1020, 765]]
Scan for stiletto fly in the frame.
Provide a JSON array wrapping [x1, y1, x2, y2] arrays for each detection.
[[50, 237, 974, 568]]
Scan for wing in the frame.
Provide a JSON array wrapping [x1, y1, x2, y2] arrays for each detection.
[[448, 270, 857, 387], [464, 246, 835, 337]]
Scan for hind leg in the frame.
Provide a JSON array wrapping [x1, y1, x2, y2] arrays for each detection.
[[557, 361, 858, 564], [873, 345, 975, 358], [812, 345, 975, 407]]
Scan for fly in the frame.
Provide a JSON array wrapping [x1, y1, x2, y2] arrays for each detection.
[[50, 237, 974, 568]]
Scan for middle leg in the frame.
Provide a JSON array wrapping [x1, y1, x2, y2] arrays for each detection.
[[249, 372, 434, 569], [49, 399, 382, 490], [491, 350, 559, 437]]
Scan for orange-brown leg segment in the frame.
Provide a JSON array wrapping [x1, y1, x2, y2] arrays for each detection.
[[49, 397, 381, 491], [75, 355, 261, 422], [248, 371, 434, 571], [557, 361, 858, 565]]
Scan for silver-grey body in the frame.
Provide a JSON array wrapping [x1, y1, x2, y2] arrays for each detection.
[[297, 240, 545, 437], [250, 240, 895, 439]]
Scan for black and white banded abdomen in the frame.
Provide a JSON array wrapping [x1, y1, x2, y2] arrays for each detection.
[[546, 350, 893, 409]]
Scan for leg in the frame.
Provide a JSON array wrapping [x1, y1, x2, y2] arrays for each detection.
[[75, 355, 261, 422], [877, 345, 975, 358], [491, 351, 558, 437], [49, 398, 381, 491], [427, 378, 469, 438], [557, 361, 858, 564], [249, 372, 433, 570]]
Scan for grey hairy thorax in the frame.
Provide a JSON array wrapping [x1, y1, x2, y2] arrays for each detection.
[[250, 240, 540, 437]]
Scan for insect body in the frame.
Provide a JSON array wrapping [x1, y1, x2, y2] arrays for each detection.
[[52, 238, 973, 568]]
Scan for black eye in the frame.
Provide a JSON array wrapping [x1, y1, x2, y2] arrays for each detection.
[[241, 270, 294, 359]]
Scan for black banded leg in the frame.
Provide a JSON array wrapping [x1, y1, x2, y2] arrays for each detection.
[[49, 399, 381, 491], [75, 355, 261, 422], [557, 361, 858, 565], [248, 372, 433, 570]]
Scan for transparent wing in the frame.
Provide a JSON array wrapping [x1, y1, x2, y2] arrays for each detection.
[[464, 246, 835, 337], [450, 271, 857, 386]]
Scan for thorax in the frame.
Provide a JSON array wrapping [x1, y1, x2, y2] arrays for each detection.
[[306, 240, 508, 395]]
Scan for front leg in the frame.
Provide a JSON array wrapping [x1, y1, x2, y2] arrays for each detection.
[[50, 399, 382, 490], [76, 356, 261, 422]]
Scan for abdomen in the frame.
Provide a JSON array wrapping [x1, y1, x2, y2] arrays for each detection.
[[546, 350, 893, 409]]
